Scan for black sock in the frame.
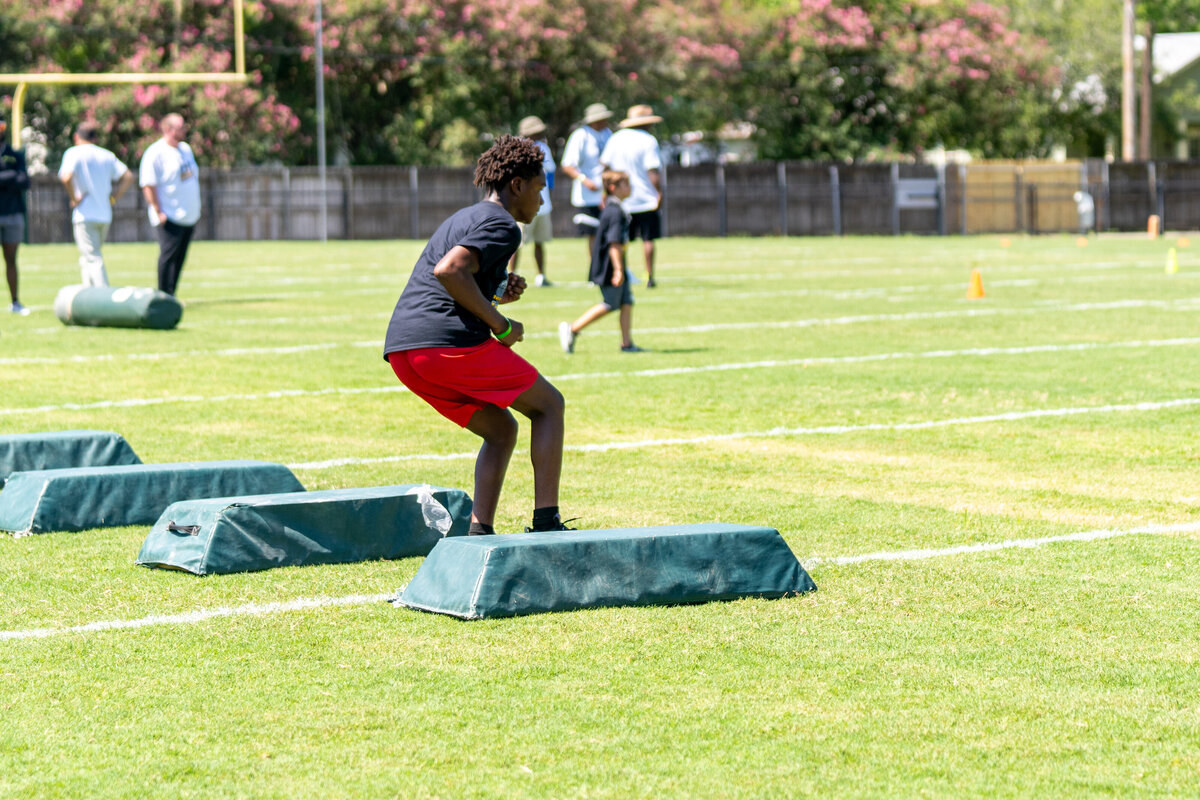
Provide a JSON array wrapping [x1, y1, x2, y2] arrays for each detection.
[[531, 506, 560, 530], [468, 521, 495, 536]]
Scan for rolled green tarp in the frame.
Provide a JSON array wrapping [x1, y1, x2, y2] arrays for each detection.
[[54, 285, 183, 330]]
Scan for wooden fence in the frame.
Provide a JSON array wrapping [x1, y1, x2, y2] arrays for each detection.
[[22, 158, 1200, 244]]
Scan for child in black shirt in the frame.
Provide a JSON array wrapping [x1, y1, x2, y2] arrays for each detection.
[[558, 170, 643, 353]]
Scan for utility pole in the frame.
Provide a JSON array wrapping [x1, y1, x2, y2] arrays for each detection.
[[315, 0, 328, 242], [1122, 0, 1137, 161], [1139, 21, 1154, 159]]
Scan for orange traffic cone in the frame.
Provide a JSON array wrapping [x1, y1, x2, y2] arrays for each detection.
[[966, 268, 985, 300]]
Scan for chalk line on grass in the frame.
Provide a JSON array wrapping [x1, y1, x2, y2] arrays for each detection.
[[0, 594, 393, 641], [6, 333, 1200, 417], [3, 521, 1195, 642], [5, 298, 1200, 367], [286, 396, 1200, 469], [0, 385, 409, 416], [801, 521, 1200, 568]]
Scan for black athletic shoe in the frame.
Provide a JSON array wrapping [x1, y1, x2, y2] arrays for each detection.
[[620, 343, 645, 353], [524, 517, 579, 533]]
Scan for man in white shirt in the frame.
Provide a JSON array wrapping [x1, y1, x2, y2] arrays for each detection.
[[140, 113, 202, 295], [58, 123, 135, 287], [559, 102, 613, 266], [600, 104, 663, 287], [510, 115, 557, 286]]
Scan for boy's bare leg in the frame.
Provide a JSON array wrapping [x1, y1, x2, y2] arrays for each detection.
[[465, 406, 518, 525], [570, 303, 610, 334], [619, 304, 633, 348], [643, 239, 655, 284], [510, 376, 565, 509], [534, 243, 546, 277]]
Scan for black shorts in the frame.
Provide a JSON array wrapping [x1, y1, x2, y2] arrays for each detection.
[[574, 206, 601, 236], [599, 273, 634, 310], [628, 210, 661, 241]]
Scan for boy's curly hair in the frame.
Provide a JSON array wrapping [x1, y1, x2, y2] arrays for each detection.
[[474, 135, 545, 193]]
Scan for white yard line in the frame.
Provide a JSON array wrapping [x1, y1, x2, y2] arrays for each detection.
[[0, 594, 393, 641], [801, 520, 1200, 568], [6, 336, 1200, 415], [2, 521, 1195, 642], [7, 297, 1200, 364], [0, 385, 408, 416], [287, 396, 1200, 469]]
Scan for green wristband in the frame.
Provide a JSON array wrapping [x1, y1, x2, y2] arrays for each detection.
[[496, 319, 513, 340]]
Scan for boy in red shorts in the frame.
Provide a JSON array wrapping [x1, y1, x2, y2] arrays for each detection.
[[384, 135, 571, 535]]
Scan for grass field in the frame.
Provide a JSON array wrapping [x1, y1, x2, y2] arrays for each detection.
[[2, 233, 1199, 798]]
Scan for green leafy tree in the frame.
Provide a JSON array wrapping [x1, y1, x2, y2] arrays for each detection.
[[743, 0, 1059, 160]]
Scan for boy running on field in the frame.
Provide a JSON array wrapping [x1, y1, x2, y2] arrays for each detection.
[[559, 170, 643, 353], [384, 136, 572, 535]]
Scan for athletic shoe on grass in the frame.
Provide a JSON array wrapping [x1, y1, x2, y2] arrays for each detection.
[[535, 274, 552, 287], [620, 343, 645, 353], [9, 302, 29, 316], [525, 517, 579, 532], [558, 321, 575, 353]]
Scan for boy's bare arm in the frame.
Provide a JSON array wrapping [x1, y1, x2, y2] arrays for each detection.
[[433, 244, 524, 342], [610, 243, 625, 286]]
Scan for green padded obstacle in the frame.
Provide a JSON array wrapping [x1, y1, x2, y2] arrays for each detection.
[[0, 461, 304, 535], [0, 430, 141, 488], [137, 484, 472, 575], [396, 523, 816, 620], [54, 284, 183, 330]]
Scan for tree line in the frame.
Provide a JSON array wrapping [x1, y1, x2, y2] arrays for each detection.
[[0, 0, 1190, 169]]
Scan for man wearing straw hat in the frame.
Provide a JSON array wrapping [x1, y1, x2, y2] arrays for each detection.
[[560, 102, 613, 263], [601, 104, 663, 288], [510, 115, 556, 286]]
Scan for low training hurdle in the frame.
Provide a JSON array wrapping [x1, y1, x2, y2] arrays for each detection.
[[0, 430, 141, 488], [0, 461, 304, 535], [396, 523, 817, 620], [137, 484, 472, 575]]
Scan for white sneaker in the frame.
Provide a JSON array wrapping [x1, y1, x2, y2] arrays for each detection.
[[558, 322, 575, 354], [9, 302, 29, 316], [535, 274, 552, 287]]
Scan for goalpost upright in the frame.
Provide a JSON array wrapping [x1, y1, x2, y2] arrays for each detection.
[[1, 0, 248, 149]]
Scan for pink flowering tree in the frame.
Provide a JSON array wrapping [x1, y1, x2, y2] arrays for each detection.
[[268, 0, 747, 164], [746, 0, 1060, 160]]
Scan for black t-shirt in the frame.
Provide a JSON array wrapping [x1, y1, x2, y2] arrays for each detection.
[[588, 200, 630, 285], [383, 201, 520, 354]]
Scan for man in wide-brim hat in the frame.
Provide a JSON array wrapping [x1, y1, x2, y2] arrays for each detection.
[[601, 104, 663, 287], [617, 104, 663, 129], [560, 103, 615, 261], [511, 115, 557, 286]]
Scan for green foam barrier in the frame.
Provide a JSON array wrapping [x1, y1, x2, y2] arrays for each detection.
[[54, 284, 183, 330], [396, 523, 816, 620], [0, 430, 141, 488], [137, 484, 472, 575], [0, 461, 304, 535]]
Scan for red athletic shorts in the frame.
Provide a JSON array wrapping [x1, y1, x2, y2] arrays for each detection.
[[387, 340, 539, 427]]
